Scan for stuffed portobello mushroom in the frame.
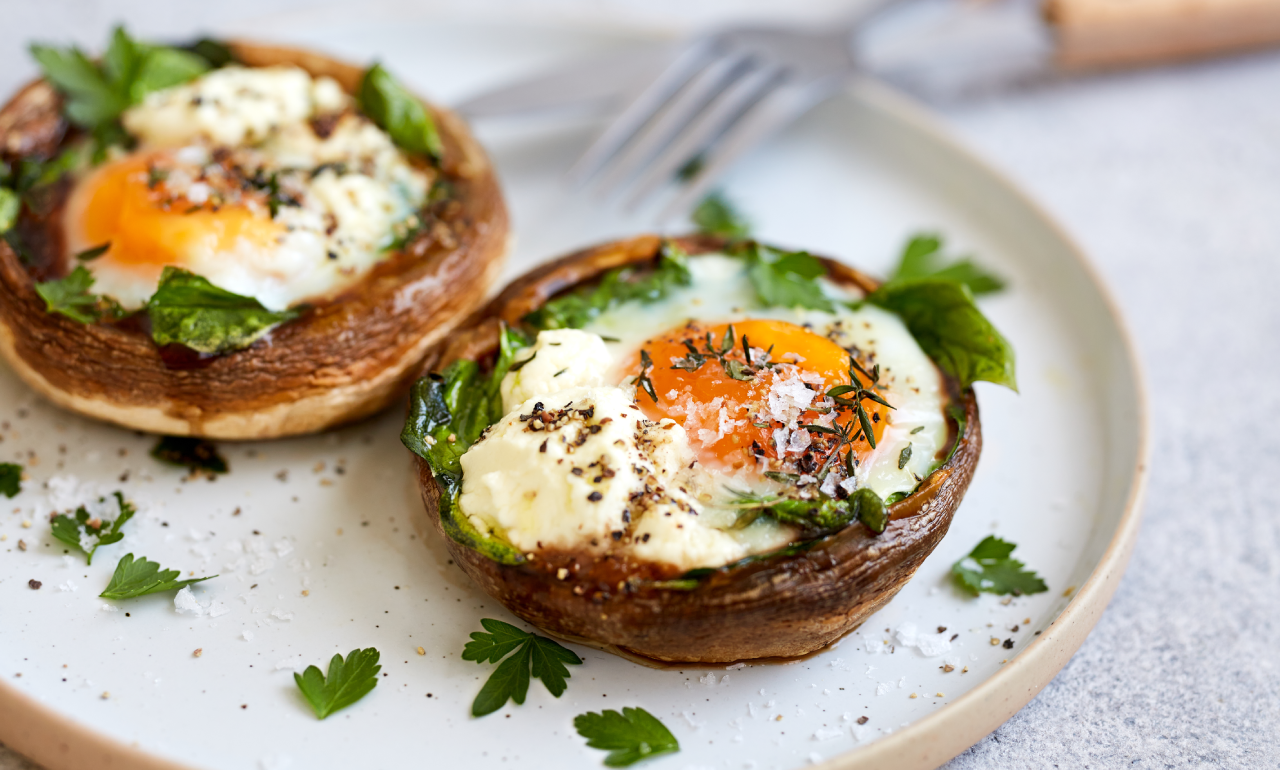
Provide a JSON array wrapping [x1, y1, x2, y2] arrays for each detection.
[[403, 234, 1016, 663], [0, 30, 507, 438]]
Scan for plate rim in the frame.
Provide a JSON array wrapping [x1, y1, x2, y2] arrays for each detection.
[[804, 75, 1151, 770], [0, 35, 1150, 770]]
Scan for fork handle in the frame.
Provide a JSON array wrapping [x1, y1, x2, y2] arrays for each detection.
[[1045, 0, 1280, 68]]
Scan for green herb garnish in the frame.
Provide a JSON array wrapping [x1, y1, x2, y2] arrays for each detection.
[[951, 536, 1047, 597], [898, 444, 913, 469], [75, 242, 111, 261], [181, 38, 237, 69], [0, 188, 18, 233], [741, 242, 834, 312], [150, 436, 228, 475], [526, 242, 692, 330], [294, 648, 381, 720], [463, 618, 582, 717], [887, 234, 1005, 296], [99, 553, 215, 599], [574, 707, 680, 767], [357, 64, 443, 162], [728, 486, 886, 537], [51, 491, 135, 565], [691, 191, 750, 240], [146, 266, 303, 354], [31, 26, 208, 134], [401, 325, 530, 564], [0, 463, 22, 498], [34, 265, 127, 324], [867, 278, 1017, 391]]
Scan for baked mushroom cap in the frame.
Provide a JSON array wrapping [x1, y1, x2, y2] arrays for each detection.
[[411, 234, 982, 663], [0, 41, 508, 439]]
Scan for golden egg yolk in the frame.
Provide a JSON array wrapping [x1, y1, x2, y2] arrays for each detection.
[[68, 153, 284, 275], [630, 319, 888, 471]]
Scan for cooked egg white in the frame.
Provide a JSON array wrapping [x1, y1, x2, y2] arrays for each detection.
[[455, 253, 951, 572], [62, 65, 430, 311]]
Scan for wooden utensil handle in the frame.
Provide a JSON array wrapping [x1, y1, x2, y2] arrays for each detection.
[[1044, 0, 1280, 68]]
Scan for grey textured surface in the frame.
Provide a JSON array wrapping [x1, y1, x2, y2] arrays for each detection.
[[2, 2, 1279, 768]]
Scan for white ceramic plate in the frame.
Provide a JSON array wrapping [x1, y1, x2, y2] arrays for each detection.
[[0, 18, 1146, 770]]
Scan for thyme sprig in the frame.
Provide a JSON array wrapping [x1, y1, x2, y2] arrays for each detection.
[[633, 349, 659, 403], [669, 326, 773, 382], [822, 356, 894, 450]]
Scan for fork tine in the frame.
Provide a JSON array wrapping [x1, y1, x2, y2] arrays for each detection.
[[622, 64, 784, 211], [567, 37, 717, 186], [658, 78, 839, 222], [592, 52, 750, 200]]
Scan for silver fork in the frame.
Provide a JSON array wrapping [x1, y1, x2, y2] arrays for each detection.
[[569, 0, 907, 221]]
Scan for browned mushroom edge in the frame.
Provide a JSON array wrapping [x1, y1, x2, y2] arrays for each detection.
[[410, 234, 982, 663], [0, 41, 509, 439]]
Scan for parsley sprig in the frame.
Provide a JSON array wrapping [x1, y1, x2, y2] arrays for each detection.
[[51, 491, 134, 565], [0, 463, 22, 498], [34, 266, 128, 324], [463, 618, 583, 717], [691, 191, 750, 240], [574, 707, 680, 767], [31, 26, 210, 134], [99, 553, 215, 599], [294, 648, 382, 720], [739, 243, 834, 312], [951, 536, 1047, 596]]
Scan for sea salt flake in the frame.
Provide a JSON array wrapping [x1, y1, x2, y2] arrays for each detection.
[[270, 608, 294, 621], [241, 630, 254, 641], [813, 728, 842, 741], [895, 622, 952, 657], [876, 682, 892, 696], [58, 579, 78, 592], [173, 586, 206, 616]]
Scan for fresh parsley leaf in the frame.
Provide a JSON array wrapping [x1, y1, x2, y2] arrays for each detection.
[[574, 707, 680, 767], [99, 553, 215, 599], [0, 188, 18, 233], [294, 648, 381, 720], [691, 191, 750, 240], [29, 43, 125, 128], [146, 266, 303, 354], [31, 27, 208, 133], [0, 463, 22, 498], [357, 64, 442, 161], [742, 242, 834, 312], [150, 436, 228, 475], [526, 242, 692, 330], [50, 491, 135, 565], [462, 618, 582, 717], [868, 278, 1017, 391], [34, 265, 127, 324], [888, 234, 1006, 296], [401, 326, 530, 565], [951, 536, 1047, 597]]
